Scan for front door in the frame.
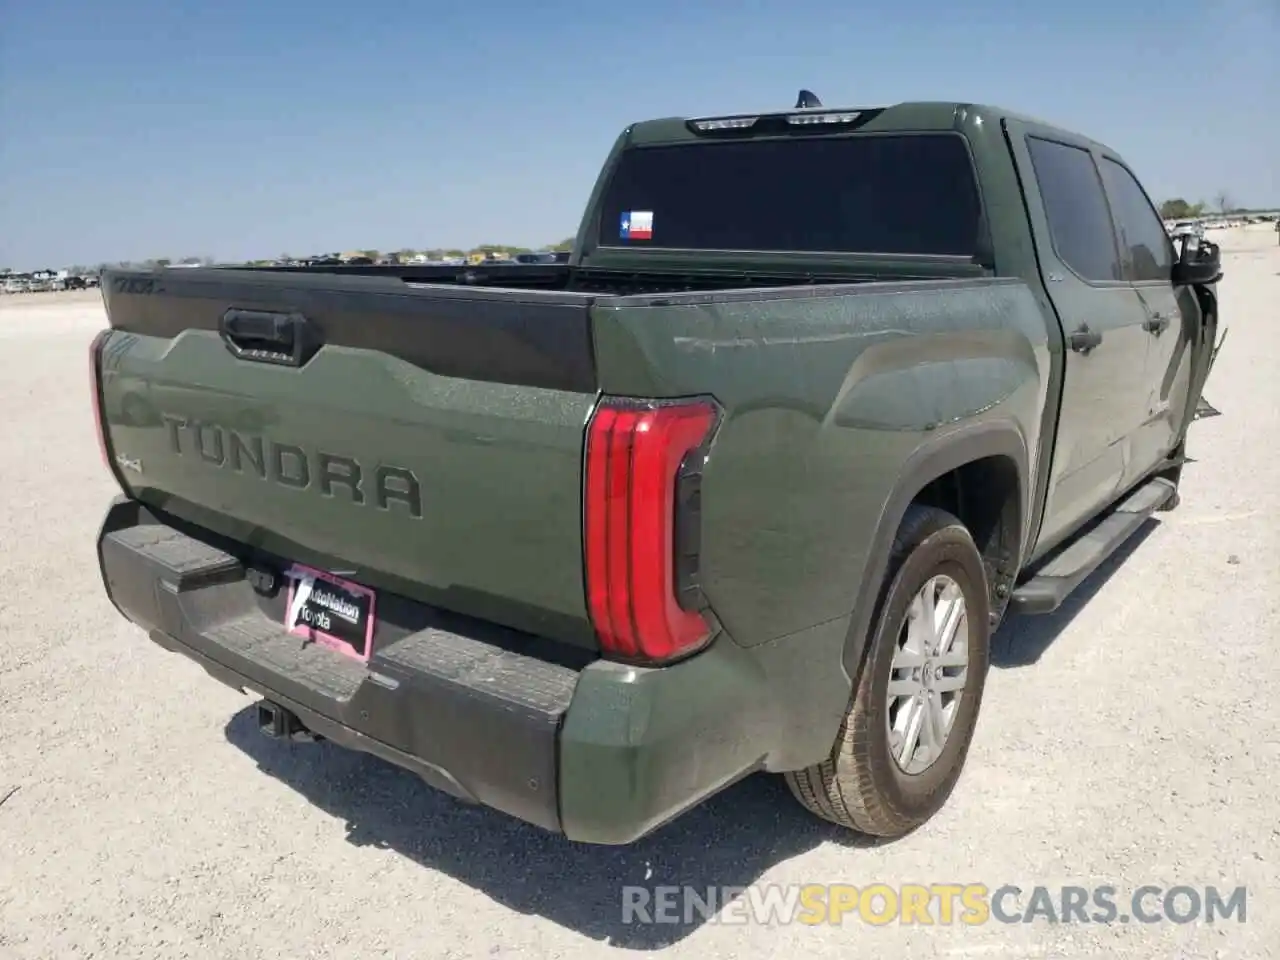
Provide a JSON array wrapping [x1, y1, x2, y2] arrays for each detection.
[[1006, 124, 1156, 549]]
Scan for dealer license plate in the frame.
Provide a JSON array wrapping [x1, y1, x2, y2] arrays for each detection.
[[283, 563, 376, 662]]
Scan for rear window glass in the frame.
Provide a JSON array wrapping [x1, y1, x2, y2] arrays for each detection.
[[597, 133, 983, 257]]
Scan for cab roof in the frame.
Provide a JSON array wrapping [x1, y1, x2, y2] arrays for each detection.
[[621, 99, 1112, 155]]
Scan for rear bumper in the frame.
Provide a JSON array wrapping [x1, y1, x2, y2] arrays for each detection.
[[96, 497, 774, 844]]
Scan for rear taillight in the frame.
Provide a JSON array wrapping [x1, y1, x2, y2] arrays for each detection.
[[584, 397, 719, 664], [89, 330, 111, 470]]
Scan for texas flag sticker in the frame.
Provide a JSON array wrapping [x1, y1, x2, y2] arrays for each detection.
[[620, 210, 653, 240]]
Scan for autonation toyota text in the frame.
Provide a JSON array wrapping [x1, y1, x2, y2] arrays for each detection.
[[620, 884, 1248, 926]]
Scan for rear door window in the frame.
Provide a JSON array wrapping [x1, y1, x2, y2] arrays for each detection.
[[597, 133, 984, 257], [1025, 137, 1124, 283]]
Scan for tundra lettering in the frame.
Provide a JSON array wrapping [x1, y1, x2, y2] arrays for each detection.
[[92, 94, 1222, 845], [229, 431, 264, 475], [271, 443, 309, 489], [319, 454, 363, 504], [160, 413, 422, 516]]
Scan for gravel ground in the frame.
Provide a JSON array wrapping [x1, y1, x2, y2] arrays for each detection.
[[1, 232, 1277, 959]]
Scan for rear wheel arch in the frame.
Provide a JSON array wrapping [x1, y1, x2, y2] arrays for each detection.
[[840, 422, 1028, 685], [787, 503, 992, 836]]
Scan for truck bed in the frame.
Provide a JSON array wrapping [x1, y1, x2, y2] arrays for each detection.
[[96, 264, 1034, 656]]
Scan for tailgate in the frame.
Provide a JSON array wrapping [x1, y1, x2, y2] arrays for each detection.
[[96, 268, 600, 647]]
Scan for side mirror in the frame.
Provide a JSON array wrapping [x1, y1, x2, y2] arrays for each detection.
[[1171, 235, 1222, 286]]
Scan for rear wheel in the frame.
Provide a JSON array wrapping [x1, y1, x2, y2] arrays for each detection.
[[785, 505, 992, 837]]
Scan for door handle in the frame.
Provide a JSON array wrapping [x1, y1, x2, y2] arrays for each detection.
[[1068, 324, 1103, 354], [1143, 313, 1171, 335]]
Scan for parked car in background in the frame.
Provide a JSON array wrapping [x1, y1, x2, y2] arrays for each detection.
[[1169, 220, 1205, 242]]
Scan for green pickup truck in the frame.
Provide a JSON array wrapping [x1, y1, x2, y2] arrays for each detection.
[[91, 94, 1224, 844]]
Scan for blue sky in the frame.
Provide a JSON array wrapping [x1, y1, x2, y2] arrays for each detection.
[[1, 0, 1276, 269]]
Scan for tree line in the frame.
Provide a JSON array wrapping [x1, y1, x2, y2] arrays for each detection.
[[1156, 192, 1269, 220], [43, 256, 216, 276]]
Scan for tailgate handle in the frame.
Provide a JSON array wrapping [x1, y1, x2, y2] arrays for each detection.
[[219, 309, 320, 367]]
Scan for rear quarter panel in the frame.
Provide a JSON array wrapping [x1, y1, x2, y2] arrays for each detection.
[[591, 278, 1052, 649]]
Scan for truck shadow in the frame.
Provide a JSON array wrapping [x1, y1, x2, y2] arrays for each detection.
[[223, 709, 882, 948], [990, 520, 1158, 669]]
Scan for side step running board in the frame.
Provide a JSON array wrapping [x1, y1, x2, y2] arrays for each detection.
[[1009, 477, 1176, 616]]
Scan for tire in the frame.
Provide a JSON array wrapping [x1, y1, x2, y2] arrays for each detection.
[[785, 505, 992, 838]]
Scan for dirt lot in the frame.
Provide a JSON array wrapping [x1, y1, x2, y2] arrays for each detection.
[[1, 231, 1277, 959]]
